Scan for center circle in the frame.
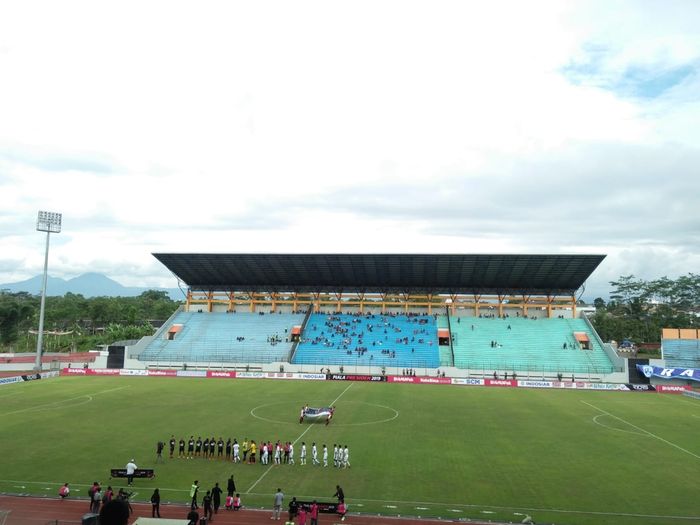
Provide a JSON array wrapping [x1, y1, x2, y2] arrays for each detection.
[[250, 400, 399, 426]]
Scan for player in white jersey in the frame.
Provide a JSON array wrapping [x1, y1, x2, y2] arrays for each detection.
[[343, 445, 350, 468], [233, 442, 240, 463], [288, 442, 295, 465], [312, 442, 320, 465], [274, 444, 281, 464], [262, 443, 269, 465], [300, 442, 307, 465], [322, 445, 328, 467], [333, 444, 339, 467]]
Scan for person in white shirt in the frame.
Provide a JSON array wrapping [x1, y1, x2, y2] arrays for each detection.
[[274, 444, 281, 465], [233, 442, 240, 463], [300, 442, 307, 465], [343, 446, 350, 468], [323, 445, 329, 467], [333, 445, 339, 468], [262, 444, 269, 465], [126, 459, 137, 486], [288, 443, 295, 465], [312, 442, 320, 465]]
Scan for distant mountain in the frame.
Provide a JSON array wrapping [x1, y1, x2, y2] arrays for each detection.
[[0, 272, 182, 299]]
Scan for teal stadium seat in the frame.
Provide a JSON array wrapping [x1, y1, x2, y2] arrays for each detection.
[[293, 313, 440, 368], [663, 339, 700, 368], [448, 316, 615, 374], [139, 311, 305, 363]]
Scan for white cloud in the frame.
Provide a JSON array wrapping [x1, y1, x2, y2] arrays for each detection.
[[0, 0, 698, 298]]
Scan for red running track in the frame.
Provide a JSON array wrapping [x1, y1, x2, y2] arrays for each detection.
[[0, 495, 500, 525]]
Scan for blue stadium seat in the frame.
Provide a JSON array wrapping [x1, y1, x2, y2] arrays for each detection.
[[139, 311, 304, 363], [293, 313, 440, 368]]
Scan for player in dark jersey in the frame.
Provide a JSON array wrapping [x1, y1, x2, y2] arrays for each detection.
[[225, 438, 232, 460], [217, 438, 224, 458], [169, 435, 176, 459], [179, 438, 185, 458], [188, 436, 195, 459], [196, 437, 203, 458], [202, 438, 209, 459], [209, 437, 216, 459]]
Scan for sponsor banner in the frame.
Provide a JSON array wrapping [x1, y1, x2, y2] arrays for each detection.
[[62, 367, 88, 375], [551, 381, 589, 389], [21, 373, 42, 381], [387, 376, 416, 383], [236, 371, 265, 379], [92, 368, 121, 375], [328, 374, 386, 382], [417, 377, 452, 385], [582, 383, 627, 391], [41, 371, 59, 379], [485, 379, 518, 387], [0, 375, 22, 386], [451, 378, 485, 386], [266, 372, 297, 380], [110, 468, 155, 479], [518, 380, 554, 389], [621, 383, 657, 392], [176, 370, 207, 378], [206, 370, 237, 379], [146, 369, 178, 377], [295, 373, 327, 381], [119, 369, 148, 376], [294, 501, 338, 514], [655, 385, 692, 394], [637, 364, 700, 382]]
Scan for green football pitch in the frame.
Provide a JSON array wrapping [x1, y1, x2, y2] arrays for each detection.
[[1, 376, 699, 525]]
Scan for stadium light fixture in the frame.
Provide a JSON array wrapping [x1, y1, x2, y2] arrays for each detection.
[[35, 211, 62, 372]]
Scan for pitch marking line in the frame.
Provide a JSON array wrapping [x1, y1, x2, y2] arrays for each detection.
[[0, 386, 129, 417], [582, 400, 700, 461], [1, 482, 700, 521], [246, 382, 355, 493], [591, 414, 645, 436]]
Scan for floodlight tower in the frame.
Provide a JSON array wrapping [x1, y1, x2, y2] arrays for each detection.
[[35, 211, 62, 372]]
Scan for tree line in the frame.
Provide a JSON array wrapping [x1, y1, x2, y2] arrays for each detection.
[[0, 290, 181, 352], [589, 273, 699, 344]]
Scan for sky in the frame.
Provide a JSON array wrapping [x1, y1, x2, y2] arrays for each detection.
[[1, 0, 698, 300]]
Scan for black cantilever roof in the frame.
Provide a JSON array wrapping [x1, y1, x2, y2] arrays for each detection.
[[153, 253, 605, 295]]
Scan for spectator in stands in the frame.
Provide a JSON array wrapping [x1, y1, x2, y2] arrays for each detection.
[[99, 499, 130, 525]]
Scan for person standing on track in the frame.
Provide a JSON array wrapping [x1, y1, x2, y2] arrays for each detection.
[[212, 482, 223, 514], [150, 488, 161, 518], [190, 480, 200, 510], [271, 488, 284, 520]]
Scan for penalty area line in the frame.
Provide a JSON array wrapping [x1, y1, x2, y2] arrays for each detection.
[[581, 400, 700, 461], [246, 383, 354, 494]]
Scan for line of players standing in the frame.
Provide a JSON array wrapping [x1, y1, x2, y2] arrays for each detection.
[[164, 436, 350, 468]]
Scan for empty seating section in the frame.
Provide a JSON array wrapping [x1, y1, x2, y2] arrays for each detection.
[[663, 339, 700, 368], [293, 313, 440, 368], [139, 311, 304, 363], [449, 317, 615, 374]]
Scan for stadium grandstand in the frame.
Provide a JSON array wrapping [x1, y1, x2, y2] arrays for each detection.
[[661, 328, 700, 368], [128, 253, 628, 380]]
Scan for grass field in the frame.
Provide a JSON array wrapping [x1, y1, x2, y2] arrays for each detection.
[[1, 376, 699, 525]]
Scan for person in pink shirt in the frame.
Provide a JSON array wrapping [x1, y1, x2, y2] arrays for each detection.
[[310, 501, 319, 525], [336, 501, 347, 521], [297, 505, 307, 525]]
